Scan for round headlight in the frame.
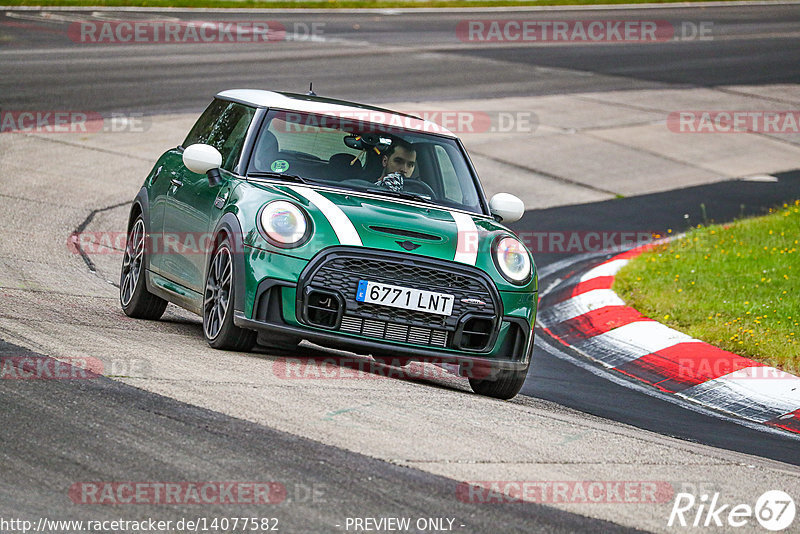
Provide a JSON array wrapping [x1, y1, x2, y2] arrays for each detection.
[[259, 200, 310, 248], [494, 236, 531, 284]]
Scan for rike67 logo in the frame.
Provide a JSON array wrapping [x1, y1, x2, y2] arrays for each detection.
[[668, 490, 795, 531]]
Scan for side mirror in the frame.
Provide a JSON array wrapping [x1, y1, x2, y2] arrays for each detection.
[[489, 193, 525, 223], [183, 143, 223, 186]]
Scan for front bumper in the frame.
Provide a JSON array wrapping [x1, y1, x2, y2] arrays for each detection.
[[239, 246, 536, 370], [234, 308, 533, 372]]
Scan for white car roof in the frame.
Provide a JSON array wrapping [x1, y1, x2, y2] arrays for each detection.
[[216, 89, 456, 138]]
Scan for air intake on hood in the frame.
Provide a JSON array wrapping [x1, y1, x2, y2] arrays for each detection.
[[369, 226, 442, 241]]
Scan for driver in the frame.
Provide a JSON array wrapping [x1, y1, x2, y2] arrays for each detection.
[[375, 139, 416, 192]]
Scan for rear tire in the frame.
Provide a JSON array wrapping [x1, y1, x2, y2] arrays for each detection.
[[468, 360, 530, 400], [120, 216, 168, 320], [203, 239, 256, 351]]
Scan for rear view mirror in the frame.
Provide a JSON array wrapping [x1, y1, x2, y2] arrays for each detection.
[[489, 193, 525, 223], [343, 135, 364, 150], [344, 134, 392, 153], [183, 143, 223, 186]]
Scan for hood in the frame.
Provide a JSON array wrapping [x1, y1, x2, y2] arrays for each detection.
[[275, 184, 499, 263], [240, 182, 533, 290]]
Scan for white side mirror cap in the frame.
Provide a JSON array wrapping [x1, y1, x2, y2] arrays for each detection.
[[183, 144, 222, 174], [489, 193, 525, 223]]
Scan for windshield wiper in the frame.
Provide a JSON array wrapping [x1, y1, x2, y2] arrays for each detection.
[[247, 171, 309, 184], [365, 188, 434, 204]]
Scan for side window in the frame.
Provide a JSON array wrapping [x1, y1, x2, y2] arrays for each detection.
[[183, 100, 226, 148], [183, 100, 256, 172], [218, 106, 256, 171]]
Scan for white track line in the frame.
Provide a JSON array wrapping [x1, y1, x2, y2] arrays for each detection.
[[534, 335, 800, 441], [576, 322, 700, 368], [538, 289, 624, 326], [681, 368, 800, 423], [579, 258, 630, 281]]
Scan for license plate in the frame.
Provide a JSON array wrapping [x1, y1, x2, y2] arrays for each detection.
[[356, 280, 454, 316]]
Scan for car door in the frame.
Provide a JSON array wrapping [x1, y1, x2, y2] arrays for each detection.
[[146, 149, 183, 278], [160, 100, 256, 293]]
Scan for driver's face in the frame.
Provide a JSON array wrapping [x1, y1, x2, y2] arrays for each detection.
[[382, 147, 416, 177]]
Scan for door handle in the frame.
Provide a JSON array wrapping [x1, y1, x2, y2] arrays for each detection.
[[170, 178, 183, 188]]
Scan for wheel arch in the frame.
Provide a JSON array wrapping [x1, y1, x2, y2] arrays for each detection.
[[210, 212, 249, 316], [127, 188, 152, 268]]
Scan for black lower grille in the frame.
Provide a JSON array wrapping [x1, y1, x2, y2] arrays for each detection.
[[340, 316, 448, 347], [303, 289, 342, 328], [455, 316, 495, 350], [297, 247, 502, 351]]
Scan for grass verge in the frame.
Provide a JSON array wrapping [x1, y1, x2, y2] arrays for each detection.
[[0, 0, 758, 9], [614, 200, 800, 374]]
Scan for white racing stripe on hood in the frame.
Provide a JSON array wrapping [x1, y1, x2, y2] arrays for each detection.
[[288, 186, 363, 246], [451, 211, 478, 266]]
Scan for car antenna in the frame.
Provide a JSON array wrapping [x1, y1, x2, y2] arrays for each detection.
[[306, 83, 317, 97]]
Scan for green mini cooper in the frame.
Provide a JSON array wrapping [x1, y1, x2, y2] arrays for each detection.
[[120, 90, 537, 399]]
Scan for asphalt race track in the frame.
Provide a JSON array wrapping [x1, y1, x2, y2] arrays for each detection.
[[1, 4, 800, 533], [0, 339, 636, 533], [1, 5, 799, 112]]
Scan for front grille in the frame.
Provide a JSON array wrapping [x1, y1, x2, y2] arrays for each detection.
[[298, 248, 501, 350], [330, 257, 477, 290]]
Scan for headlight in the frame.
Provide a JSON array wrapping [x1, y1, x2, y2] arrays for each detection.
[[493, 236, 531, 284], [258, 200, 311, 248]]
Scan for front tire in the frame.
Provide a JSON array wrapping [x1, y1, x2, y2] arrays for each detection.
[[203, 239, 256, 351], [468, 360, 530, 400], [120, 216, 168, 320]]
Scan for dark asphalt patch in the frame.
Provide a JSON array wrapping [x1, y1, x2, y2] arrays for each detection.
[[448, 38, 800, 88], [512, 170, 800, 267]]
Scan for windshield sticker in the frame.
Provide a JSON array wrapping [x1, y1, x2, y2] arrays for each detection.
[[270, 160, 290, 173]]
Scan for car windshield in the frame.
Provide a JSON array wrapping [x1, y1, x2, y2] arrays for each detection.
[[246, 109, 485, 214]]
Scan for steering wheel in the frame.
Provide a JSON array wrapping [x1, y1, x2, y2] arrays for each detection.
[[404, 179, 436, 198]]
